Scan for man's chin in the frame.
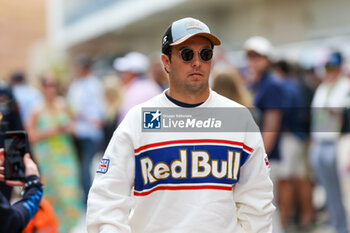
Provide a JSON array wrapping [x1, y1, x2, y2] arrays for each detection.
[[185, 81, 208, 92]]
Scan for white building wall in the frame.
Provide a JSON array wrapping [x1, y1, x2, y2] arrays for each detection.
[[45, 0, 350, 69]]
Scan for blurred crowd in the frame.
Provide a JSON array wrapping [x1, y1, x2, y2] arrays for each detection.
[[1, 35, 350, 233]]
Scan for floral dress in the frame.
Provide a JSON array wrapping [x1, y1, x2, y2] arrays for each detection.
[[33, 110, 83, 233]]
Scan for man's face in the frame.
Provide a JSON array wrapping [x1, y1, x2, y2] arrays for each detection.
[[245, 50, 270, 81], [118, 70, 135, 85], [162, 36, 213, 94], [75, 65, 90, 78], [324, 64, 341, 82]]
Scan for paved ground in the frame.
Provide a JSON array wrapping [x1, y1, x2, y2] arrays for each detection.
[[283, 212, 337, 233]]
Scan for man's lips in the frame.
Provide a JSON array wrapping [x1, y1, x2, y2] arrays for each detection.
[[189, 72, 203, 77]]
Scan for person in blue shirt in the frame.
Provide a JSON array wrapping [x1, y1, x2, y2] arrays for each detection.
[[272, 60, 315, 229], [243, 36, 286, 233], [243, 36, 285, 160]]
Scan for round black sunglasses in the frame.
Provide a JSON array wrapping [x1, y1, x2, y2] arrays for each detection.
[[179, 48, 213, 62]]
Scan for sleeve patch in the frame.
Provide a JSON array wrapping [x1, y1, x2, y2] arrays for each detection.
[[264, 156, 271, 170], [97, 158, 110, 174]]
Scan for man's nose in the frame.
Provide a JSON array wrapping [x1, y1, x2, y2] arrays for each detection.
[[191, 53, 201, 67]]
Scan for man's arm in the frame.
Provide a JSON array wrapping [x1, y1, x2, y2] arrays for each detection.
[[233, 115, 275, 232], [86, 111, 136, 233], [261, 109, 283, 154]]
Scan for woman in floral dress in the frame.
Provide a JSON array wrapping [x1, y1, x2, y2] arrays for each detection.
[[27, 74, 83, 233]]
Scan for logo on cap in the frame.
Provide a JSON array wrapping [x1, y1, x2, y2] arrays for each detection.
[[162, 36, 168, 45], [186, 21, 203, 30]]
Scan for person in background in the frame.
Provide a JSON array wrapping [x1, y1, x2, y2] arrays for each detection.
[[243, 36, 285, 233], [0, 149, 43, 233], [0, 81, 24, 200], [148, 54, 169, 90], [310, 51, 349, 233], [211, 65, 251, 107], [101, 74, 122, 150], [272, 60, 315, 229], [243, 36, 285, 160], [337, 72, 350, 231], [9, 72, 43, 126], [113, 51, 162, 124], [27, 74, 83, 233], [67, 56, 105, 205]]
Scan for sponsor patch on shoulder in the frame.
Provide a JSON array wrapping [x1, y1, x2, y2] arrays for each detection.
[[97, 158, 110, 174], [264, 156, 271, 170]]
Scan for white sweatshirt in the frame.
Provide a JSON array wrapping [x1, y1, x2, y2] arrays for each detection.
[[86, 90, 275, 233]]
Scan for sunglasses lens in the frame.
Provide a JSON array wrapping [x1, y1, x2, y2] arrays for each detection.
[[181, 48, 194, 62], [200, 48, 213, 61], [180, 48, 213, 62]]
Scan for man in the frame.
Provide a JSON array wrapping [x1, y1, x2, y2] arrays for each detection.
[[243, 36, 286, 233], [272, 60, 314, 228], [310, 51, 349, 233], [243, 36, 285, 159], [0, 149, 43, 233], [87, 17, 274, 233], [67, 56, 105, 205]]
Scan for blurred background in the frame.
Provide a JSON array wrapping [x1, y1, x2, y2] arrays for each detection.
[[1, 0, 350, 81], [1, 0, 350, 233]]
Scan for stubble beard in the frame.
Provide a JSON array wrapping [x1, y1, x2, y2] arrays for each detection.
[[184, 79, 209, 94], [168, 69, 210, 99]]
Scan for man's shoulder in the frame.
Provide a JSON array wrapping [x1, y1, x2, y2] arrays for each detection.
[[257, 74, 285, 102], [257, 73, 282, 90], [210, 91, 254, 123], [211, 90, 247, 108], [338, 76, 350, 87]]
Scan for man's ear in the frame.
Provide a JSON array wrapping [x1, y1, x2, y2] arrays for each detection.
[[161, 54, 171, 74]]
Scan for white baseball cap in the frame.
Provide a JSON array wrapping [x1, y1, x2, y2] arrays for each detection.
[[162, 17, 221, 53], [113, 51, 150, 74], [244, 36, 272, 57]]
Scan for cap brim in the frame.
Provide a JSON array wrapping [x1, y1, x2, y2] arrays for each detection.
[[170, 32, 221, 47]]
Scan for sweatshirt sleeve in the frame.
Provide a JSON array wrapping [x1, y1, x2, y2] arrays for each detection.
[[86, 109, 136, 233], [0, 175, 43, 233], [233, 114, 275, 233]]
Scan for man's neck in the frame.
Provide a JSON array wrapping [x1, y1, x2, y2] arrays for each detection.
[[165, 93, 204, 107], [166, 88, 209, 105]]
